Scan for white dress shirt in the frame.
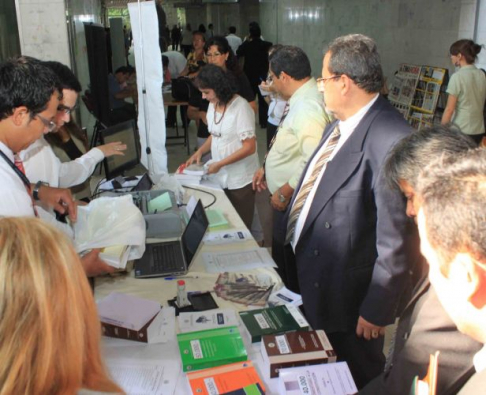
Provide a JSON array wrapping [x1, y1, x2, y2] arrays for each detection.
[[207, 95, 259, 190], [162, 51, 188, 79], [474, 344, 486, 373], [226, 34, 243, 55], [20, 136, 104, 188], [0, 141, 36, 217], [291, 94, 379, 249]]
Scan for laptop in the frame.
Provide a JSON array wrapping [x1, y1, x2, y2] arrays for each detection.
[[134, 199, 209, 278]]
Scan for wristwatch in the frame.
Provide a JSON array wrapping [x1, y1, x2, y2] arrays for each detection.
[[33, 181, 49, 201], [277, 188, 287, 203]]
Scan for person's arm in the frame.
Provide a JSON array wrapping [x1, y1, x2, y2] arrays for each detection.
[[358, 149, 420, 333], [441, 94, 457, 124], [35, 184, 77, 222], [207, 137, 256, 174], [186, 135, 212, 166], [81, 249, 116, 277], [248, 100, 257, 113]]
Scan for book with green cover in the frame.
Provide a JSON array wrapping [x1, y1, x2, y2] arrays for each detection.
[[206, 208, 229, 229], [177, 326, 247, 372], [239, 305, 310, 343]]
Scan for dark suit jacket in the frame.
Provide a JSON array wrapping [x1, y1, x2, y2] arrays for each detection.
[[282, 96, 419, 333], [236, 38, 273, 93], [360, 270, 481, 395]]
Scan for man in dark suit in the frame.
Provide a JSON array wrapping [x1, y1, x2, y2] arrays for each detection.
[[360, 126, 481, 395], [280, 34, 419, 388], [416, 148, 486, 395]]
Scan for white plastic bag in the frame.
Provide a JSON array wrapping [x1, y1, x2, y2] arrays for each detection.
[[73, 195, 146, 260]]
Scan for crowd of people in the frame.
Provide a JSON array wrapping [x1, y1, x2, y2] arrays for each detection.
[[0, 17, 485, 395]]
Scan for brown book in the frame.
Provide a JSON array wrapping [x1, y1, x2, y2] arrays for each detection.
[[101, 312, 159, 343], [261, 329, 337, 378]]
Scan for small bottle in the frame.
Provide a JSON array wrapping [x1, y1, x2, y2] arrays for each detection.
[[177, 280, 189, 307]]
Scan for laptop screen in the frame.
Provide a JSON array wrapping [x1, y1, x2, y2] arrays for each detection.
[[181, 200, 209, 267]]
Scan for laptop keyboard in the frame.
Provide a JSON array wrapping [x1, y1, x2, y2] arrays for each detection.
[[152, 242, 183, 272]]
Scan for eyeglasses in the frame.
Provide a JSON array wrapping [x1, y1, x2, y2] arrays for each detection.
[[35, 114, 57, 132], [316, 75, 342, 90], [206, 52, 222, 57], [57, 104, 77, 115]]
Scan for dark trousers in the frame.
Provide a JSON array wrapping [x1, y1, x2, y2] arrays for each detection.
[[166, 105, 188, 128], [224, 183, 255, 230], [327, 331, 385, 389], [266, 122, 278, 150], [271, 208, 300, 293], [469, 132, 485, 146], [181, 45, 192, 57], [257, 90, 269, 127]]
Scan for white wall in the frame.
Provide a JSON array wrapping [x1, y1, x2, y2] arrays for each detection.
[[259, 0, 481, 81], [16, 0, 70, 65]]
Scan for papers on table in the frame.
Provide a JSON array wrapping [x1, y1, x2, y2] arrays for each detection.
[[97, 292, 161, 331], [99, 245, 130, 270], [267, 286, 303, 307], [177, 309, 239, 332], [106, 359, 180, 395], [99, 175, 144, 191], [202, 248, 277, 273], [203, 229, 252, 245], [214, 272, 275, 307]]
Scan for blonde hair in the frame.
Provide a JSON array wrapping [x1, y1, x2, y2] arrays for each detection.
[[0, 218, 122, 394]]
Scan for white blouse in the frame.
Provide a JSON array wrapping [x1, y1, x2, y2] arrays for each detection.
[[207, 95, 259, 190]]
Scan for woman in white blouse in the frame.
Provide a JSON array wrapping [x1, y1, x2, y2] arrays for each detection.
[[186, 64, 259, 229]]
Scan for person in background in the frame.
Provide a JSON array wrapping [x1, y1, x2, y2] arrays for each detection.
[[186, 65, 258, 229], [180, 31, 207, 78], [0, 217, 123, 394], [226, 26, 242, 55], [259, 44, 288, 148], [198, 23, 207, 37], [181, 23, 193, 57], [108, 65, 137, 124], [187, 36, 255, 153], [360, 125, 481, 395], [163, 51, 188, 128], [252, 45, 329, 293], [416, 148, 486, 393], [171, 24, 181, 51], [237, 24, 272, 128], [207, 23, 214, 39], [441, 39, 486, 145]]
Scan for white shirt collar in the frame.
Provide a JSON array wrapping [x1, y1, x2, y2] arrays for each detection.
[[0, 141, 14, 161], [474, 344, 486, 373], [338, 94, 379, 139]]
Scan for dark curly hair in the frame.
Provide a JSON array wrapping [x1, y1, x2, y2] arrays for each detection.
[[205, 36, 242, 75], [195, 64, 237, 105]]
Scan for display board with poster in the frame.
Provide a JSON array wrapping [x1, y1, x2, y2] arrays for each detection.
[[389, 64, 448, 130]]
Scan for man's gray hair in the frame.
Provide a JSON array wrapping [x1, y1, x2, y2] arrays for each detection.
[[384, 125, 476, 190], [326, 34, 384, 93], [417, 148, 486, 273]]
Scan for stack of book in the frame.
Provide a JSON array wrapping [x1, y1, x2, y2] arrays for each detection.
[[214, 272, 275, 307], [239, 305, 310, 343], [174, 163, 205, 186], [261, 330, 337, 378], [97, 292, 163, 343]]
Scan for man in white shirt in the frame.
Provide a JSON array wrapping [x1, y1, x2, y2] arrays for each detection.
[[0, 56, 112, 277], [416, 148, 486, 394], [226, 26, 242, 55], [162, 51, 187, 79], [279, 35, 418, 388]]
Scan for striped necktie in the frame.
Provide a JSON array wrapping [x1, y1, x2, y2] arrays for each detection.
[[285, 125, 341, 245], [262, 102, 290, 170], [14, 155, 38, 217]]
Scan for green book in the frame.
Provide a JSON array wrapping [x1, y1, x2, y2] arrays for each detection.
[[177, 326, 247, 372], [239, 305, 310, 343]]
